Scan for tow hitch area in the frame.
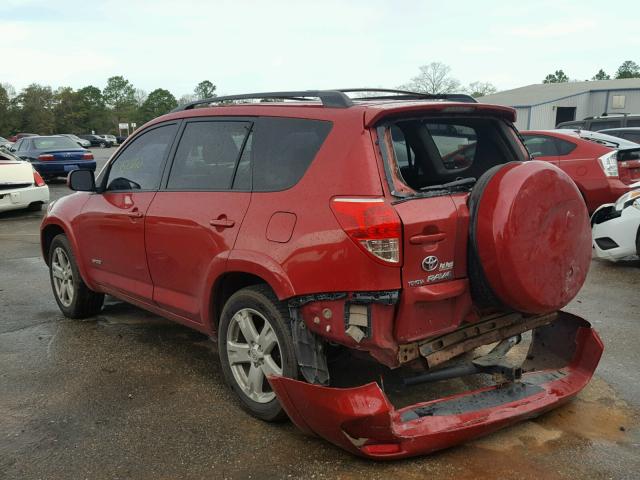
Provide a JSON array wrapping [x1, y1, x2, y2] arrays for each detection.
[[269, 311, 603, 459]]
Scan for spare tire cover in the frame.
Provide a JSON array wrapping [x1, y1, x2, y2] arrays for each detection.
[[469, 161, 591, 314]]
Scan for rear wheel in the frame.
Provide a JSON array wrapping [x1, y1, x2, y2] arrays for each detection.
[[26, 202, 43, 212], [49, 234, 104, 318], [218, 285, 297, 422]]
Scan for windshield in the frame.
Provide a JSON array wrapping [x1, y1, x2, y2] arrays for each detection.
[[33, 137, 81, 150]]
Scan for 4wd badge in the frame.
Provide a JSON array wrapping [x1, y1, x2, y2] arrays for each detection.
[[422, 256, 439, 272]]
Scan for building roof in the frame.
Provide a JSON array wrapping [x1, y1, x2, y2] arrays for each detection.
[[480, 78, 640, 107]]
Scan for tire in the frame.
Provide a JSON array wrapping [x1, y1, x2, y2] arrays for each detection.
[[218, 285, 297, 422], [49, 234, 104, 319], [26, 202, 42, 212]]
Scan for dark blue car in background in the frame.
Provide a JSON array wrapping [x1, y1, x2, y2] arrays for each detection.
[[10, 135, 96, 180]]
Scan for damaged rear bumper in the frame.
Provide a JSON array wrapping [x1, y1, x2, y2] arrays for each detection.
[[269, 311, 603, 459]]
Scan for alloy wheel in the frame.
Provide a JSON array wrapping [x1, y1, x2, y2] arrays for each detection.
[[226, 308, 283, 403], [51, 247, 74, 307]]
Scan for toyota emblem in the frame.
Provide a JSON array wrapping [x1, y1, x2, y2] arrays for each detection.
[[422, 256, 439, 272]]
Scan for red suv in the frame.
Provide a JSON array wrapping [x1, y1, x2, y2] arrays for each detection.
[[522, 129, 640, 212], [41, 89, 602, 459]]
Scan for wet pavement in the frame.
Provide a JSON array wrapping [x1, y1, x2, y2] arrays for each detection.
[[1, 148, 639, 479]]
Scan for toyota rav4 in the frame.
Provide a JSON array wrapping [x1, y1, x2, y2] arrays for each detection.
[[41, 89, 603, 459]]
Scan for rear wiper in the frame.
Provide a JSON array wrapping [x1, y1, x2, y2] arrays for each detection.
[[419, 177, 477, 192]]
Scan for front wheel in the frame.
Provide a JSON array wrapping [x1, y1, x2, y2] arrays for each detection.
[[49, 234, 104, 318], [218, 285, 297, 422]]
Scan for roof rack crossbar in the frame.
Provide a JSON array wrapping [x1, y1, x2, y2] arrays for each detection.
[[172, 90, 354, 112], [337, 88, 478, 103]]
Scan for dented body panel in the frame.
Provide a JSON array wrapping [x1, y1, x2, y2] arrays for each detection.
[[269, 312, 603, 459]]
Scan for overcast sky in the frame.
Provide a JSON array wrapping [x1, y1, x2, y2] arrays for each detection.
[[3, 0, 640, 97]]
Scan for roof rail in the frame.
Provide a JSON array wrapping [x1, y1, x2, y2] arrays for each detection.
[[338, 88, 477, 103], [172, 90, 354, 112], [170, 88, 478, 113]]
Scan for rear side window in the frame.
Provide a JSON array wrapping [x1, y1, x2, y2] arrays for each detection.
[[523, 135, 576, 157], [622, 132, 640, 143], [167, 121, 251, 190], [106, 124, 177, 191], [626, 119, 640, 127], [250, 118, 332, 191]]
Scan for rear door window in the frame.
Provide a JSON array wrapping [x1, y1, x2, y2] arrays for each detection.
[[626, 119, 640, 127], [622, 132, 640, 143], [105, 124, 177, 191], [250, 118, 332, 191], [167, 121, 251, 190]]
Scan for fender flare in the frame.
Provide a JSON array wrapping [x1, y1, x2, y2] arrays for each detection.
[[201, 249, 296, 334]]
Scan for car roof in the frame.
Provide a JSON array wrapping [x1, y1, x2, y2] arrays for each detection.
[[600, 127, 640, 132]]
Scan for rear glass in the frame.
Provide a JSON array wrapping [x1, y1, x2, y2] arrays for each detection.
[[250, 118, 332, 191], [386, 117, 521, 192], [33, 137, 79, 150]]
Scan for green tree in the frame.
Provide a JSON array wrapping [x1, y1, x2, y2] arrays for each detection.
[[194, 80, 217, 99], [615, 60, 640, 79], [140, 88, 178, 123], [76, 86, 110, 133], [0, 84, 12, 136], [400, 62, 461, 94], [467, 81, 497, 98], [103, 75, 136, 128], [53, 87, 81, 133], [16, 84, 55, 134], [592, 69, 610, 81], [542, 70, 569, 83]]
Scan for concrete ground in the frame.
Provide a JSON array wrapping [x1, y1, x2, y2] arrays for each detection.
[[1, 147, 639, 479]]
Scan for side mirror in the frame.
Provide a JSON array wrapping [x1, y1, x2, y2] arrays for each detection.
[[67, 169, 96, 192]]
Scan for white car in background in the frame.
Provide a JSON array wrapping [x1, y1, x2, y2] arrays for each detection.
[[0, 150, 50, 213], [591, 183, 640, 261]]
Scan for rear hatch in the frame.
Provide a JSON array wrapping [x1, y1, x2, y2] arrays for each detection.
[[374, 110, 529, 341]]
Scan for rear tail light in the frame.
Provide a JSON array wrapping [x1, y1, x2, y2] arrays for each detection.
[[33, 170, 46, 187], [38, 154, 54, 161], [83, 152, 94, 160], [330, 197, 402, 264], [598, 151, 618, 177]]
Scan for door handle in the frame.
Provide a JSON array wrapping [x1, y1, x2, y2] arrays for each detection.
[[127, 209, 143, 219], [209, 217, 235, 228], [409, 233, 446, 245]]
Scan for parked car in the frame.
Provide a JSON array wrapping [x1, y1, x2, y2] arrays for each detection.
[[10, 135, 96, 180], [591, 184, 640, 261], [7, 132, 38, 143], [41, 89, 602, 459], [59, 134, 91, 148], [78, 134, 113, 148], [116, 135, 128, 144], [0, 136, 14, 150], [98, 134, 118, 145], [557, 113, 640, 131], [598, 127, 640, 144], [521, 129, 640, 212], [0, 149, 49, 212]]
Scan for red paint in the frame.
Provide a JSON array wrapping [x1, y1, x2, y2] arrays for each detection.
[[523, 130, 635, 212], [269, 312, 603, 459], [475, 161, 592, 314]]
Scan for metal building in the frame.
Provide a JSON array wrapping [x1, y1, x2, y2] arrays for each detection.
[[480, 78, 640, 130]]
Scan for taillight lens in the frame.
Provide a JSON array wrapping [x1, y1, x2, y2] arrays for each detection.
[[83, 152, 94, 160], [598, 151, 619, 177], [330, 198, 402, 264], [38, 154, 54, 161], [33, 170, 46, 187]]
